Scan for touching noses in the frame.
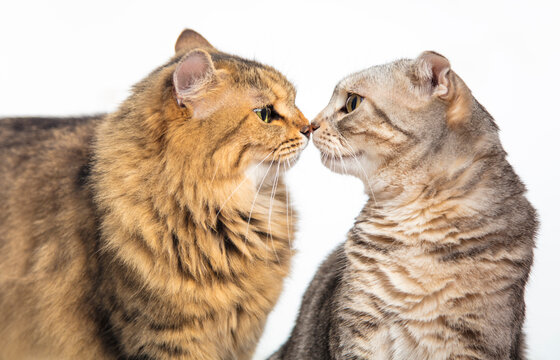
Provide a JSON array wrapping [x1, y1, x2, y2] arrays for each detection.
[[300, 125, 312, 138], [300, 122, 321, 139]]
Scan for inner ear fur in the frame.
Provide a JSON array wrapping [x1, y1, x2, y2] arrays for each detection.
[[175, 29, 215, 54], [173, 49, 216, 105], [414, 51, 473, 127]]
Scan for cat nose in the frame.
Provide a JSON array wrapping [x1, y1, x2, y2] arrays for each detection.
[[300, 125, 312, 139], [311, 121, 321, 131]]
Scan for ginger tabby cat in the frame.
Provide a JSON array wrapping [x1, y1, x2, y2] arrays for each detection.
[[0, 29, 309, 359]]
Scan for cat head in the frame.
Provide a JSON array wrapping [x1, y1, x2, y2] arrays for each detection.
[[120, 29, 310, 186], [312, 51, 500, 198]]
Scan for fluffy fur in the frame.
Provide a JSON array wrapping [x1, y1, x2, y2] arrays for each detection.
[[0, 29, 309, 359], [271, 52, 537, 360]]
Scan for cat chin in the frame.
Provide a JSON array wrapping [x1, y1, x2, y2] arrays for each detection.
[[244, 156, 297, 187], [319, 152, 364, 178]]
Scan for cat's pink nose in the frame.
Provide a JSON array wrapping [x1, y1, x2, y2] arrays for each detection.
[[300, 125, 312, 139]]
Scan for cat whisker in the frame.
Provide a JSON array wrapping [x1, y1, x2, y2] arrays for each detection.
[[214, 151, 274, 223], [284, 161, 293, 253], [334, 145, 349, 176], [209, 164, 219, 185], [267, 160, 281, 263], [244, 152, 276, 246], [282, 161, 292, 252], [337, 133, 378, 206]]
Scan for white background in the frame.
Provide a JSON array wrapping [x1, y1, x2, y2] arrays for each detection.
[[1, 1, 558, 358]]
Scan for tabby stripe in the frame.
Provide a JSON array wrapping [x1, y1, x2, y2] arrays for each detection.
[[440, 242, 494, 262], [341, 353, 367, 360], [349, 235, 391, 255], [111, 262, 204, 334], [354, 267, 416, 303], [192, 235, 229, 281], [349, 326, 370, 341], [354, 288, 397, 317], [76, 160, 92, 187], [106, 288, 200, 343], [129, 230, 157, 261], [128, 354, 154, 360], [112, 260, 161, 303], [147, 315, 196, 332], [95, 300, 126, 358], [349, 130, 394, 143], [212, 217, 242, 257], [152, 341, 190, 356], [208, 114, 250, 158], [361, 231, 401, 247], [211, 52, 267, 70], [172, 231, 188, 276], [444, 318, 483, 343], [394, 322, 420, 353], [234, 143, 252, 168], [347, 250, 380, 269], [341, 309, 380, 332], [103, 288, 147, 328], [119, 304, 141, 325], [254, 229, 287, 244], [370, 99, 414, 137]]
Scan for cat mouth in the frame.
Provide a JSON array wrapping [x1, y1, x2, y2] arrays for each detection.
[[318, 150, 365, 174], [270, 141, 307, 165], [247, 146, 304, 184], [323, 151, 363, 160], [319, 150, 364, 162], [267, 150, 303, 167], [313, 136, 361, 161]]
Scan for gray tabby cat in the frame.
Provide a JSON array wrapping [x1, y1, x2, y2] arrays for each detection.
[[270, 52, 537, 360]]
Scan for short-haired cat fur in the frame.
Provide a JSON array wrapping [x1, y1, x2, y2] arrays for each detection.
[[271, 52, 536, 360]]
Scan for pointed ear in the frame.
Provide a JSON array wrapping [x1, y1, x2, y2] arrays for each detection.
[[173, 49, 216, 105], [175, 29, 214, 54], [414, 51, 473, 127]]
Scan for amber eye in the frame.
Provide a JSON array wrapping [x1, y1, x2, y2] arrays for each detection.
[[345, 94, 363, 113], [254, 106, 272, 123]]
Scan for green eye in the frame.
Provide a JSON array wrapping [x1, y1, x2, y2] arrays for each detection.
[[254, 106, 272, 123], [345, 94, 363, 113]]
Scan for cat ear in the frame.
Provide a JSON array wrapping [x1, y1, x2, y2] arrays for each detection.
[[414, 51, 472, 127], [415, 51, 452, 97], [175, 29, 215, 54], [173, 49, 216, 105]]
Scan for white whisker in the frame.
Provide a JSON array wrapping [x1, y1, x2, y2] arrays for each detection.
[[337, 133, 378, 205], [245, 152, 276, 245], [283, 161, 292, 252], [214, 151, 274, 223], [334, 145, 349, 176], [209, 163, 219, 185], [267, 161, 281, 263]]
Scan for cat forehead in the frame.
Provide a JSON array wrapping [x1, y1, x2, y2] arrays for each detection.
[[337, 59, 413, 92], [210, 52, 296, 101]]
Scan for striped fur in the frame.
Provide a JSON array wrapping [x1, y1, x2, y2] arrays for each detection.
[[271, 52, 536, 359], [0, 29, 308, 359]]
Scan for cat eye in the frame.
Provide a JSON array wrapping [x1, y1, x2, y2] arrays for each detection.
[[254, 106, 272, 123], [345, 94, 363, 113]]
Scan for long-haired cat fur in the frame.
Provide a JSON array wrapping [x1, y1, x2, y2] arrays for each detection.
[[0, 29, 310, 360], [271, 52, 536, 360]]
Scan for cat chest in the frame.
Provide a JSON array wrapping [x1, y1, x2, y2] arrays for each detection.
[[338, 316, 465, 360], [337, 271, 482, 360]]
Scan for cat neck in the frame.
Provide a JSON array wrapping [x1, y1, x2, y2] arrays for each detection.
[[358, 148, 513, 247], [92, 113, 294, 286]]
